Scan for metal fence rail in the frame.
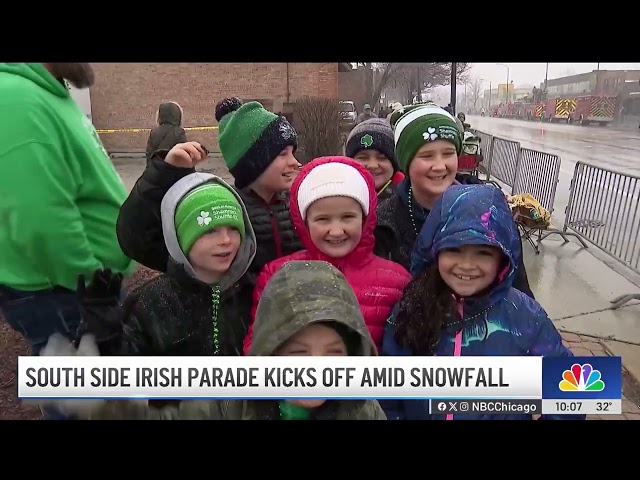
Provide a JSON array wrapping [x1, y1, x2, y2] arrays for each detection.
[[488, 137, 520, 187], [473, 130, 494, 177], [512, 148, 561, 214], [564, 162, 640, 309], [509, 147, 585, 254]]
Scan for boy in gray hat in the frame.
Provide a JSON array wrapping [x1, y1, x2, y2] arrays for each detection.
[[345, 118, 405, 199]]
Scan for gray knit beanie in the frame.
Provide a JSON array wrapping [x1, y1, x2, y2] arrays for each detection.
[[345, 118, 399, 172]]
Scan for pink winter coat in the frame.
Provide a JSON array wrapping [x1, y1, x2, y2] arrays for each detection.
[[243, 156, 411, 353]]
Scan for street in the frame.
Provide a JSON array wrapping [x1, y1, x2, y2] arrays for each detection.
[[468, 115, 640, 225], [469, 115, 640, 278]]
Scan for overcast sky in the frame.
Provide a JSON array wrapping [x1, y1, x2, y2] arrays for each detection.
[[468, 63, 640, 89]]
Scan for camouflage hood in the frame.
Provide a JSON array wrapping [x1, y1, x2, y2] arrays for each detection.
[[248, 260, 377, 356]]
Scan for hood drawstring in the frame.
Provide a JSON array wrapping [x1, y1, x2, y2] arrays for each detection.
[[211, 284, 221, 355], [446, 298, 464, 421], [377, 179, 392, 197]]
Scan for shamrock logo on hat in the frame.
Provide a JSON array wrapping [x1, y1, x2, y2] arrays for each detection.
[[279, 122, 295, 140], [360, 134, 374, 148], [423, 127, 438, 141], [197, 211, 212, 226]]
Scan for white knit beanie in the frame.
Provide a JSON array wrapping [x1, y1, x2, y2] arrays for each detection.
[[297, 162, 370, 220]]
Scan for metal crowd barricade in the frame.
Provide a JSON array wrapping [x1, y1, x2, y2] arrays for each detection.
[[511, 148, 586, 254], [473, 130, 494, 179], [563, 162, 640, 309], [487, 137, 520, 188]]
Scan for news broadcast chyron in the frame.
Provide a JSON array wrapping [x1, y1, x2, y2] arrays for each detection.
[[18, 356, 541, 400], [540, 356, 622, 415]]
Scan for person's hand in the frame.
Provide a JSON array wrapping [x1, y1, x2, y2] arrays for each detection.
[[164, 142, 209, 168], [75, 269, 124, 354], [77, 268, 123, 304]]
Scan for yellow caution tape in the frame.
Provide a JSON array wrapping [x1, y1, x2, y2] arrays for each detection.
[[96, 126, 219, 134]]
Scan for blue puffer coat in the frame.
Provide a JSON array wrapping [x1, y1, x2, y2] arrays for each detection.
[[381, 184, 585, 420]]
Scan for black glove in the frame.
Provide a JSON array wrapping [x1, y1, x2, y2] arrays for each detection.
[[75, 268, 125, 354]]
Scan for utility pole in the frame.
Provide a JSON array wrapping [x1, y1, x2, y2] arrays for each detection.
[[544, 62, 549, 90], [497, 63, 510, 103], [450, 62, 457, 115], [489, 82, 492, 109]]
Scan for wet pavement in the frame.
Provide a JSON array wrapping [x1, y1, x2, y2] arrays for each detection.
[[468, 115, 640, 228], [112, 152, 640, 419], [467, 116, 640, 400]]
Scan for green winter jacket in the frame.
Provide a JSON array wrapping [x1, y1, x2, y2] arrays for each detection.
[[0, 62, 135, 291]]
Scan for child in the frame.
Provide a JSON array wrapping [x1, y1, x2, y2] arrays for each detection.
[[381, 184, 585, 421], [96, 172, 257, 358], [373, 102, 535, 299], [41, 261, 387, 420], [345, 118, 404, 199], [117, 97, 303, 277], [145, 102, 187, 165], [243, 156, 411, 354]]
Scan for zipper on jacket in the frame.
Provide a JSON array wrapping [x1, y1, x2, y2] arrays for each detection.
[[268, 208, 283, 257], [211, 284, 221, 355]]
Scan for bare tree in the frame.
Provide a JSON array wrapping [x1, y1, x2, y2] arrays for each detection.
[[356, 62, 472, 107], [466, 76, 484, 109]]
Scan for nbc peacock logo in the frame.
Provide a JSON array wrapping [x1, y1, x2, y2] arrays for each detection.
[[559, 363, 605, 392]]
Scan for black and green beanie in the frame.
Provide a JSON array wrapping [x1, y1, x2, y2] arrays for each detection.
[[345, 118, 399, 172], [215, 97, 298, 189], [390, 102, 463, 173]]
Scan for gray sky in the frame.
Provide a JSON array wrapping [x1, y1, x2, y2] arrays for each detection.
[[469, 63, 640, 89]]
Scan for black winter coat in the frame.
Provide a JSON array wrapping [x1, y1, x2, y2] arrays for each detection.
[[119, 259, 253, 357]]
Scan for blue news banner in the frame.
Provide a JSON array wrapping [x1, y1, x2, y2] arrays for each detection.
[[429, 356, 622, 416], [541, 356, 622, 415]]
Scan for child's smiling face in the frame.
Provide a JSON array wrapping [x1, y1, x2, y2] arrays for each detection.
[[409, 140, 458, 203], [305, 196, 363, 258], [438, 244, 502, 297], [251, 145, 300, 194], [353, 149, 394, 190]]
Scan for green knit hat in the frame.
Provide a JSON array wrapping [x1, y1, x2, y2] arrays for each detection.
[[390, 103, 463, 173], [175, 183, 245, 255], [215, 97, 298, 190]]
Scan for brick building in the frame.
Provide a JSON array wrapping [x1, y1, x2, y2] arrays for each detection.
[[89, 63, 348, 152]]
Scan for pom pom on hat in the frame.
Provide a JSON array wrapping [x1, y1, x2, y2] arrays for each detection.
[[297, 162, 370, 220], [215, 97, 243, 122]]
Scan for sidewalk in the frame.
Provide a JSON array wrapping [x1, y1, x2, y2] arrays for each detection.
[[522, 235, 640, 420]]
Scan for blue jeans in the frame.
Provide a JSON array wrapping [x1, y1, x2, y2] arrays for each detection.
[[0, 285, 84, 420]]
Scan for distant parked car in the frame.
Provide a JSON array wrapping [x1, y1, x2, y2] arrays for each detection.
[[339, 100, 357, 132]]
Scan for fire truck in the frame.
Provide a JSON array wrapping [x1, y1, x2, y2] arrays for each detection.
[[491, 94, 617, 126]]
